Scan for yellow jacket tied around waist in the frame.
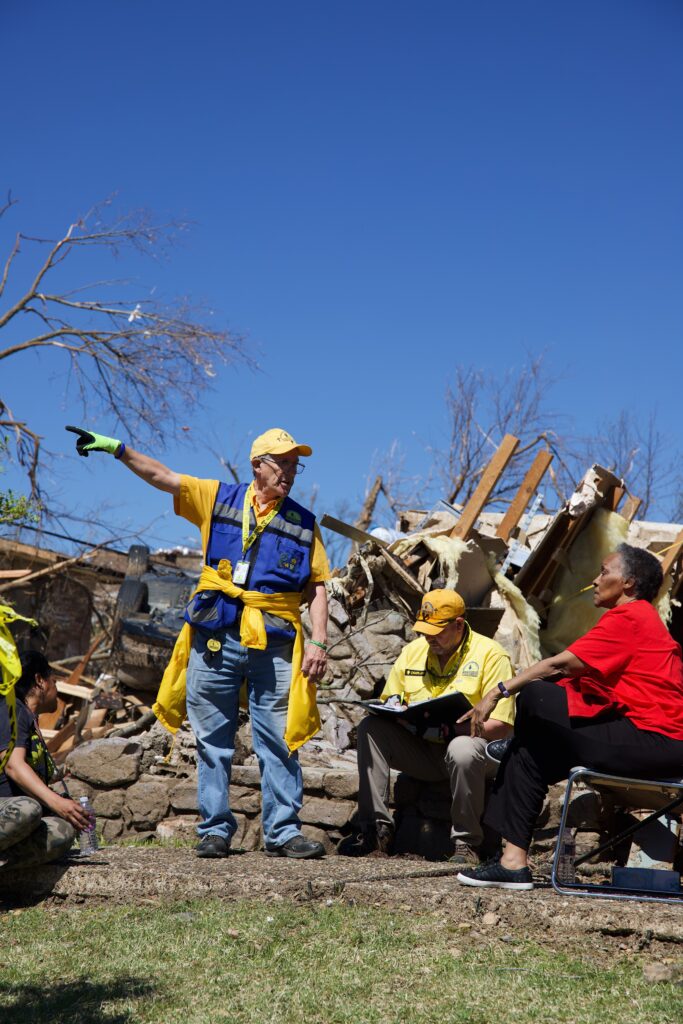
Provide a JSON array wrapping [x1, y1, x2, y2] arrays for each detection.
[[153, 560, 319, 752]]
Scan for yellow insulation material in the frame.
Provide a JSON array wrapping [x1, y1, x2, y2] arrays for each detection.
[[390, 532, 470, 591], [540, 507, 628, 655], [655, 587, 672, 625], [421, 534, 470, 590], [487, 560, 542, 665]]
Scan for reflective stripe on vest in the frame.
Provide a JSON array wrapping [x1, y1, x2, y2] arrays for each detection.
[[184, 481, 315, 639], [212, 499, 314, 546]]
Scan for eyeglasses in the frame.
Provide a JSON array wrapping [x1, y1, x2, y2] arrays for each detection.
[[260, 456, 305, 476]]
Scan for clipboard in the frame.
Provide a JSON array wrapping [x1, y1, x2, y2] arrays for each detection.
[[361, 690, 472, 730]]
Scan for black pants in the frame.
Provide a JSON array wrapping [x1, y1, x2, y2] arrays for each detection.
[[484, 680, 683, 851]]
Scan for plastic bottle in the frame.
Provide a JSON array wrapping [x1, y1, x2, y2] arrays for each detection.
[[78, 796, 98, 856], [556, 827, 576, 884]]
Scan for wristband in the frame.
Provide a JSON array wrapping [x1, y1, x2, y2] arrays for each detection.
[[306, 639, 328, 652], [497, 681, 512, 699], [114, 442, 126, 460]]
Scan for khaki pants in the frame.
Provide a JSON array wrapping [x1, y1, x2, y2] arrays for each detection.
[[0, 796, 75, 869], [356, 715, 498, 848]]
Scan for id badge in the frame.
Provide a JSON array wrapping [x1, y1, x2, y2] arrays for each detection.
[[233, 560, 250, 585]]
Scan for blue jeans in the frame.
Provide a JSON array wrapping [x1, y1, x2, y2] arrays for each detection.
[[186, 627, 303, 849]]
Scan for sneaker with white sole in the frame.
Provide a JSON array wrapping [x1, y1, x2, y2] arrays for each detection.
[[456, 858, 533, 890], [485, 738, 512, 764]]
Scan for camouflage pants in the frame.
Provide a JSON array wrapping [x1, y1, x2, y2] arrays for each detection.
[[0, 796, 75, 869]]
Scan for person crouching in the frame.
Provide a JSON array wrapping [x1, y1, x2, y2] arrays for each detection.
[[0, 651, 90, 870]]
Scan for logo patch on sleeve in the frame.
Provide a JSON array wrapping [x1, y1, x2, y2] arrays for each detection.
[[285, 509, 302, 524]]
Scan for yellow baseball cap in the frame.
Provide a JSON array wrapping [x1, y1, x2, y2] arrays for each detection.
[[250, 428, 313, 460], [413, 589, 466, 635]]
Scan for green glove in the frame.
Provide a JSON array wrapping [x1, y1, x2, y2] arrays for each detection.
[[66, 425, 123, 458]]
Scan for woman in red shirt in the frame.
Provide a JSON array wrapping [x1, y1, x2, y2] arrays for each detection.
[[456, 543, 683, 891]]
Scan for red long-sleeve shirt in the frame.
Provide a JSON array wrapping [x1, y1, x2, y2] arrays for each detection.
[[557, 600, 683, 739]]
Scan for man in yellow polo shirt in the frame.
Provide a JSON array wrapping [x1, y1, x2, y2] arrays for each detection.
[[339, 590, 514, 862], [66, 424, 330, 860]]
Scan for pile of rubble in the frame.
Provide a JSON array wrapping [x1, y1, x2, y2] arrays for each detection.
[[2, 435, 683, 852], [311, 452, 683, 761]]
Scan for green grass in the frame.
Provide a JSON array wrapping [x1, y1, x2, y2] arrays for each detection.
[[1, 900, 681, 1024]]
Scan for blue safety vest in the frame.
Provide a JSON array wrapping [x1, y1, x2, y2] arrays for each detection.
[[184, 482, 315, 641]]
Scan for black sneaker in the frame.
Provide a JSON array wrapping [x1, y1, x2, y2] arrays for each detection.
[[265, 835, 325, 859], [456, 858, 533, 890], [196, 835, 231, 858], [485, 738, 512, 764], [337, 823, 394, 858]]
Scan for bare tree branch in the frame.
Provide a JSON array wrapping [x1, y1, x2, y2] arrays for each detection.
[[428, 355, 578, 509], [589, 409, 675, 519], [0, 402, 42, 499], [0, 198, 255, 516], [0, 232, 20, 301], [0, 191, 17, 221]]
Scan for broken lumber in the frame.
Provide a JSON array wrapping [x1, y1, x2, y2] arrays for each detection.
[[451, 434, 520, 540], [496, 448, 552, 543], [355, 476, 383, 532]]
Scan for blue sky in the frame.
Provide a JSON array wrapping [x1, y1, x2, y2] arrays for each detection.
[[1, 1, 682, 556]]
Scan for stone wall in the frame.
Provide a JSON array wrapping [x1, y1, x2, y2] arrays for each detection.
[[63, 729, 360, 852], [62, 722, 570, 859]]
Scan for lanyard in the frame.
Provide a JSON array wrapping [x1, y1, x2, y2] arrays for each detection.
[[241, 485, 283, 555], [425, 623, 472, 686]]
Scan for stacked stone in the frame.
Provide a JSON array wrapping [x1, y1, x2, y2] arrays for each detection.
[[303, 597, 413, 753], [62, 725, 362, 853]]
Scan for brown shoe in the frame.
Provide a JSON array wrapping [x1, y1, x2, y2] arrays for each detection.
[[448, 841, 482, 866]]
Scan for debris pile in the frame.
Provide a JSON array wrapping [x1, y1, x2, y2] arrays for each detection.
[[1, 435, 682, 780], [312, 447, 683, 755]]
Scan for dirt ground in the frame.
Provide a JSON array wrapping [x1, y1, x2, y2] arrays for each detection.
[[1, 847, 682, 964]]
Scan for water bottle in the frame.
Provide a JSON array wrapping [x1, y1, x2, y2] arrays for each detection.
[[556, 827, 576, 884], [78, 796, 98, 856]]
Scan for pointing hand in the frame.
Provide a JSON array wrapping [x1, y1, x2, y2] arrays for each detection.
[[65, 425, 122, 458]]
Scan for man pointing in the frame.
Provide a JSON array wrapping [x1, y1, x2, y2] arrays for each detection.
[[67, 425, 330, 859]]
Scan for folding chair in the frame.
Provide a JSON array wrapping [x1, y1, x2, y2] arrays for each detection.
[[551, 766, 683, 904]]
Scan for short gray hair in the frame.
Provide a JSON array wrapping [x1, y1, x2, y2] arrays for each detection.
[[615, 543, 663, 603]]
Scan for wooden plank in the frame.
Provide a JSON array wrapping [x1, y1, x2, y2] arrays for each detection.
[[57, 634, 104, 691], [0, 536, 130, 576], [82, 725, 108, 740], [0, 538, 62, 566], [354, 475, 382, 532], [621, 496, 642, 523], [56, 680, 94, 700], [451, 434, 520, 540], [81, 707, 108, 742], [379, 547, 424, 596], [661, 528, 683, 579], [84, 707, 108, 729], [515, 509, 582, 599], [0, 568, 32, 580], [0, 545, 112, 594], [38, 697, 70, 734], [319, 513, 389, 549], [46, 719, 76, 755], [607, 485, 626, 512], [496, 449, 553, 543]]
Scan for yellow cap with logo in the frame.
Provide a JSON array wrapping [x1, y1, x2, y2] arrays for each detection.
[[250, 428, 313, 460], [413, 589, 466, 635]]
